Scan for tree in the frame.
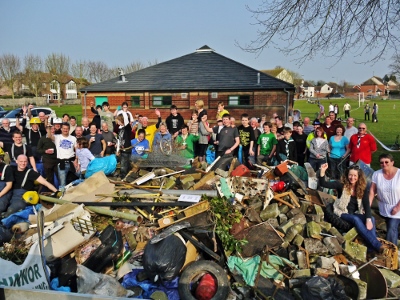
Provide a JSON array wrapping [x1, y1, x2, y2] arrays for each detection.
[[71, 60, 90, 95], [390, 54, 400, 77], [45, 53, 70, 105], [241, 0, 399, 64], [0, 54, 21, 99], [87, 60, 112, 83], [124, 61, 146, 73], [24, 54, 44, 99]]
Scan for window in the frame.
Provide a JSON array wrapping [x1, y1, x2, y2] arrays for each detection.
[[228, 95, 250, 106], [53, 93, 58, 100], [131, 96, 140, 107], [152, 96, 172, 106], [67, 81, 76, 90], [67, 92, 77, 99], [50, 81, 58, 90]]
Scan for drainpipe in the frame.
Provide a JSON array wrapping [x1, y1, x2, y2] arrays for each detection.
[[283, 88, 290, 121], [84, 90, 87, 118]]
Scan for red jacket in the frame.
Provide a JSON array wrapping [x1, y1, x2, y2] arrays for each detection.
[[348, 133, 377, 164]]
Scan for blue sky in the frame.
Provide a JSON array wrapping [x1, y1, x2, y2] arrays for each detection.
[[0, 0, 393, 84]]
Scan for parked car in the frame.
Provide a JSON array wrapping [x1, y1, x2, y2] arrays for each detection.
[[0, 106, 8, 118], [0, 107, 56, 127], [366, 94, 378, 99], [325, 93, 345, 99]]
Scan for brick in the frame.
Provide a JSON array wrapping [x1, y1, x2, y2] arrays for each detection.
[[292, 269, 311, 278], [316, 256, 336, 270], [329, 227, 345, 244], [323, 237, 343, 255], [379, 269, 400, 288], [287, 207, 302, 219], [290, 212, 307, 225], [307, 221, 323, 239], [260, 203, 280, 221], [344, 241, 367, 263], [304, 238, 329, 256], [343, 227, 358, 242]]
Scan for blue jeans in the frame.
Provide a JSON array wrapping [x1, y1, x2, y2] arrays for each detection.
[[309, 157, 325, 172], [57, 161, 71, 191], [385, 217, 400, 246], [341, 213, 382, 251]]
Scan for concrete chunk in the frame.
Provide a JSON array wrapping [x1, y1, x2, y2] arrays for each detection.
[[314, 204, 324, 218], [279, 204, 290, 214], [215, 168, 229, 178], [344, 241, 367, 263], [316, 256, 336, 270], [292, 269, 311, 278], [278, 214, 287, 225], [314, 268, 335, 277], [353, 279, 367, 300], [379, 269, 400, 288], [323, 237, 343, 255], [343, 227, 358, 242], [289, 212, 307, 225], [260, 203, 280, 221], [329, 227, 345, 244], [307, 221, 322, 239], [287, 207, 302, 219], [300, 202, 312, 214], [284, 224, 303, 244], [277, 220, 294, 233], [304, 238, 329, 256], [318, 221, 332, 232], [292, 235, 304, 247]]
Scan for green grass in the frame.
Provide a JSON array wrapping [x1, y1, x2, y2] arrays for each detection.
[[51, 104, 84, 124], [294, 98, 400, 169]]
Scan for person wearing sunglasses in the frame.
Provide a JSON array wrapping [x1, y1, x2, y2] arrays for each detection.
[[369, 153, 400, 245], [344, 123, 377, 166], [320, 163, 383, 253]]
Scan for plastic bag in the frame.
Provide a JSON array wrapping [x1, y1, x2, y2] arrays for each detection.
[[290, 165, 308, 181], [206, 145, 216, 164], [85, 154, 117, 178], [301, 276, 348, 300], [143, 234, 187, 282], [76, 264, 134, 297]]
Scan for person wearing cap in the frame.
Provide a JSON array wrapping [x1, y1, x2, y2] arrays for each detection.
[[0, 148, 13, 214], [344, 123, 376, 166], [306, 119, 327, 149], [2, 154, 57, 218], [135, 109, 162, 151], [16, 116, 44, 162], [165, 105, 184, 138], [0, 131, 37, 172]]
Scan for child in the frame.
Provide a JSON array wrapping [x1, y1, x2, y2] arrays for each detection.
[[275, 127, 297, 163], [216, 102, 229, 120], [131, 129, 150, 160], [76, 137, 95, 178], [237, 113, 255, 168], [257, 122, 277, 165], [187, 111, 199, 135]]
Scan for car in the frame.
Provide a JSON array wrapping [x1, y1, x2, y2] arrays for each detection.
[[0, 107, 56, 127], [0, 106, 8, 118], [326, 93, 345, 99], [366, 94, 378, 99]]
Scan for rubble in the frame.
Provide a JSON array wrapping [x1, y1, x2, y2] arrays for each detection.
[[0, 160, 398, 300]]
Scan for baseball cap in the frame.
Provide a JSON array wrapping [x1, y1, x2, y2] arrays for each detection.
[[312, 119, 321, 125]]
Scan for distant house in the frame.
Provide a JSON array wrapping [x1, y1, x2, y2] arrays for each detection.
[[261, 68, 294, 84], [358, 76, 386, 96], [42, 75, 78, 103], [302, 81, 315, 97], [320, 84, 333, 94], [81, 45, 296, 121]]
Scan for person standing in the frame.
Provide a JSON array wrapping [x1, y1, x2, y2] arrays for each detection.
[[369, 153, 400, 245], [321, 115, 337, 140], [344, 118, 358, 141], [302, 117, 314, 135], [334, 104, 339, 118], [237, 114, 255, 168], [292, 124, 307, 167], [0, 118, 18, 144], [101, 122, 116, 155], [36, 125, 58, 187], [152, 123, 172, 152], [216, 102, 229, 120], [91, 101, 115, 131], [344, 123, 377, 166], [0, 148, 13, 214], [364, 104, 370, 121], [318, 103, 325, 119], [329, 126, 349, 179], [48, 123, 77, 191], [86, 123, 106, 158], [115, 101, 134, 126], [275, 127, 297, 163], [165, 105, 184, 138], [343, 102, 351, 119], [309, 127, 330, 171], [372, 103, 378, 123], [257, 122, 277, 165], [115, 115, 132, 180], [175, 125, 199, 162], [136, 109, 162, 150]]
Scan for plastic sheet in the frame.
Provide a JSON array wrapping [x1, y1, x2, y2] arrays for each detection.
[[85, 154, 117, 178], [301, 276, 348, 300]]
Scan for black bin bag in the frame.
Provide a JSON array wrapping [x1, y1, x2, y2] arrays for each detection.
[[143, 234, 187, 282]]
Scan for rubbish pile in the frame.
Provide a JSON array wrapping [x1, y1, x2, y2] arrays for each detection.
[[1, 158, 400, 300]]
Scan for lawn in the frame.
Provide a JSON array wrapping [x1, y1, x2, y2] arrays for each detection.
[[293, 98, 400, 169], [52, 100, 400, 169]]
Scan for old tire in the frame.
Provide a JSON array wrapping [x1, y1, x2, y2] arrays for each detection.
[[178, 260, 229, 300]]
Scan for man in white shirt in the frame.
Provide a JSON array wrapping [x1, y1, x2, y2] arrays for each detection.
[[344, 117, 358, 140], [48, 123, 77, 191], [343, 102, 351, 118]]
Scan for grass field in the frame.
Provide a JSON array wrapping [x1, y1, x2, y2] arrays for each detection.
[[293, 98, 400, 169], [52, 99, 400, 169]]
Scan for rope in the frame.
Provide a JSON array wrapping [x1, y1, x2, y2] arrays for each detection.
[[368, 131, 400, 152]]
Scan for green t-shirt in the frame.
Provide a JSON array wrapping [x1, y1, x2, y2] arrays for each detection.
[[257, 132, 277, 155]]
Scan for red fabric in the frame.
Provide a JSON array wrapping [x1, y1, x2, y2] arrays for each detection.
[[195, 274, 217, 300], [349, 133, 377, 164]]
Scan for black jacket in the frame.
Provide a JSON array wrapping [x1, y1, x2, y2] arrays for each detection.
[[165, 113, 184, 135]]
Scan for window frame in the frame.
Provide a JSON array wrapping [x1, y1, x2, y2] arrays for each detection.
[[131, 96, 141, 107], [152, 95, 172, 107], [228, 95, 252, 107]]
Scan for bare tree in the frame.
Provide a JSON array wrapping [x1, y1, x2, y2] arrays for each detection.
[[24, 54, 44, 99], [45, 53, 70, 76], [71, 60, 90, 94], [0, 54, 21, 99], [87, 60, 113, 83], [124, 61, 146, 73], [147, 59, 159, 67], [390, 54, 400, 77], [241, 0, 400, 64]]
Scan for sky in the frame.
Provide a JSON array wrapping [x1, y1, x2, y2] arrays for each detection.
[[0, 0, 394, 85]]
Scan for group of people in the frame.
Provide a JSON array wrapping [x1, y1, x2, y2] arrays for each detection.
[[364, 102, 379, 122]]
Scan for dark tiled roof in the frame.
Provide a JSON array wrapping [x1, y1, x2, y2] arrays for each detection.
[[82, 47, 295, 92]]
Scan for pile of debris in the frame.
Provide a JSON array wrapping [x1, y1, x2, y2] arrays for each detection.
[[0, 158, 399, 300]]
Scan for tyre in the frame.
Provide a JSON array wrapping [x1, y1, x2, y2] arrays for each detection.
[[178, 260, 229, 300]]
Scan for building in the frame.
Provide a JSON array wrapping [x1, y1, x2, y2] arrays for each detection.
[[261, 68, 294, 84], [81, 46, 296, 122]]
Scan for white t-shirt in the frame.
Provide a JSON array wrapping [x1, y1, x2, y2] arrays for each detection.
[[372, 169, 400, 218], [55, 134, 76, 159], [344, 126, 358, 140]]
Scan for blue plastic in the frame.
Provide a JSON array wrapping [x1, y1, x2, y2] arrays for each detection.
[[85, 155, 117, 178]]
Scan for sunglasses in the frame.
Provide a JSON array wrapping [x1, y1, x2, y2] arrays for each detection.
[[348, 165, 360, 170], [380, 161, 391, 165], [358, 127, 366, 130]]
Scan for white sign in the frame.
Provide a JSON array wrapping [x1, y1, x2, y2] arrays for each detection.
[[178, 194, 201, 203]]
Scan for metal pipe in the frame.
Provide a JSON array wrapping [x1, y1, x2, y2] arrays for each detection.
[[119, 189, 218, 197], [83, 90, 87, 117], [39, 194, 143, 223], [283, 88, 290, 122]]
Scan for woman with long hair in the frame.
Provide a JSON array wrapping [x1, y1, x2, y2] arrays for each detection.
[[309, 127, 330, 171], [320, 163, 383, 253]]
